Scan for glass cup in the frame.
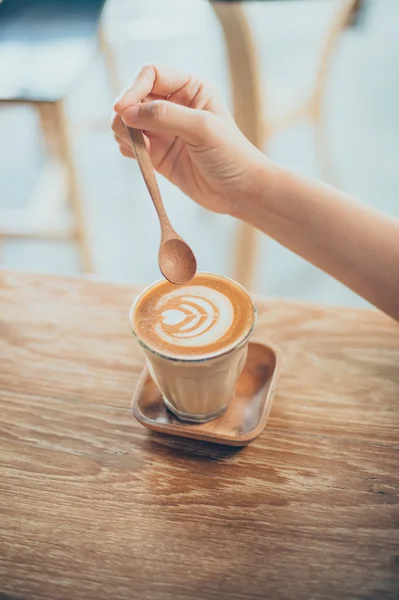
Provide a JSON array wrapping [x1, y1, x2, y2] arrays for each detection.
[[130, 274, 257, 423]]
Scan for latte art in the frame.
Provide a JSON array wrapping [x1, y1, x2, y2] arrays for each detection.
[[132, 274, 255, 359], [155, 286, 234, 347]]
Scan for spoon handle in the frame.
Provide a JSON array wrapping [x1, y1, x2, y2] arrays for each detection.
[[126, 127, 173, 236]]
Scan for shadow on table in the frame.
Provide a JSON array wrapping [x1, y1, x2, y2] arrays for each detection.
[[0, 593, 26, 600], [145, 431, 244, 462]]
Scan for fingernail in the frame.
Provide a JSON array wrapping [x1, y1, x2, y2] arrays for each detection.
[[121, 106, 140, 126]]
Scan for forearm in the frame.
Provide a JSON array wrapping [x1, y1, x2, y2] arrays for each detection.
[[233, 161, 399, 320]]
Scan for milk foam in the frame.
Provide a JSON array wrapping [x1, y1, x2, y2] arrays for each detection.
[[154, 285, 233, 348]]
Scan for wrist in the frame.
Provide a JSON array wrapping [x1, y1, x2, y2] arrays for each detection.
[[229, 155, 279, 223]]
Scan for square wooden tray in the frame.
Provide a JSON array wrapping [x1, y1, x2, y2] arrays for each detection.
[[132, 341, 281, 446]]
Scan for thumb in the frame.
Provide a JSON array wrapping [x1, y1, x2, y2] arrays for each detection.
[[121, 100, 212, 146]]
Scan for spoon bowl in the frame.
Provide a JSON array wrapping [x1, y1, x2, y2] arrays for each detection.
[[159, 238, 197, 285]]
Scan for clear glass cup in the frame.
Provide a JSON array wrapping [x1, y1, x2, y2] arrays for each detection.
[[129, 274, 257, 423]]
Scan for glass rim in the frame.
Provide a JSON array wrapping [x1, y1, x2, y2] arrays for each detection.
[[129, 272, 257, 363]]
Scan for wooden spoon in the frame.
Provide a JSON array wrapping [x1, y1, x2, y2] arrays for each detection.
[[126, 127, 197, 285]]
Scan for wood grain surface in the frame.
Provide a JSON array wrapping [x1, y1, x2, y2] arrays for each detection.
[[0, 270, 398, 600]]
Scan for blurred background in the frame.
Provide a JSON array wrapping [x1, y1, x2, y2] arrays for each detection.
[[0, 0, 398, 307]]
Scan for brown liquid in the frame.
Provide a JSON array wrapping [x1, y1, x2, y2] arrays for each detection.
[[133, 274, 255, 359]]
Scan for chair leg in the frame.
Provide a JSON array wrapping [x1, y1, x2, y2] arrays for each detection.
[[311, 0, 357, 184], [98, 25, 121, 98], [53, 101, 93, 272], [38, 101, 59, 158], [346, 0, 364, 27], [212, 2, 265, 291], [313, 110, 340, 187], [233, 222, 260, 293]]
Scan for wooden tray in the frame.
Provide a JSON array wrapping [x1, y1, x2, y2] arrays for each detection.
[[131, 341, 281, 446]]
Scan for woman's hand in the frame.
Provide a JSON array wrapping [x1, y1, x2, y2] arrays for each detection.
[[111, 64, 266, 215]]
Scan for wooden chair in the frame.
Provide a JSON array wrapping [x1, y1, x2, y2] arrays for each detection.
[[0, 0, 115, 272], [211, 0, 358, 290]]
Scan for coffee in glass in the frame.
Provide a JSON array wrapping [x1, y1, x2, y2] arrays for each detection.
[[130, 273, 256, 423]]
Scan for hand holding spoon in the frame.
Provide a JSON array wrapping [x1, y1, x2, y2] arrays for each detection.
[[126, 127, 197, 285]]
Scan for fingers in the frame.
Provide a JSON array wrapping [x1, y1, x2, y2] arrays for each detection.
[[114, 64, 195, 113], [111, 112, 153, 157], [114, 130, 130, 150], [111, 111, 129, 140], [120, 145, 134, 158], [120, 100, 214, 146], [111, 113, 131, 152]]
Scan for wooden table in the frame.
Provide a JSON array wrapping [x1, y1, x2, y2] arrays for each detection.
[[1, 270, 398, 600]]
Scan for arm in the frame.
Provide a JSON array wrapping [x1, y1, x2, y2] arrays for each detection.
[[112, 65, 399, 321], [236, 162, 399, 320]]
